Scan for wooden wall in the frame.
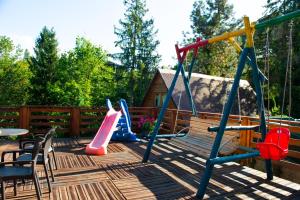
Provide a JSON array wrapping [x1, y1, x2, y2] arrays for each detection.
[[142, 72, 176, 109]]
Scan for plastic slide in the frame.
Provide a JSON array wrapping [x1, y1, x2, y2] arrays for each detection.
[[85, 108, 122, 155], [107, 98, 139, 142]]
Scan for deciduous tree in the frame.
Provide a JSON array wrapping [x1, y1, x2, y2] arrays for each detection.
[[54, 37, 116, 106], [0, 36, 31, 105]]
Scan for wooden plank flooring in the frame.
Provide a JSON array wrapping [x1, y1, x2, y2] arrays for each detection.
[[0, 138, 299, 199]]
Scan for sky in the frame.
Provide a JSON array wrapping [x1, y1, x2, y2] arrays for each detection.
[[0, 0, 266, 67]]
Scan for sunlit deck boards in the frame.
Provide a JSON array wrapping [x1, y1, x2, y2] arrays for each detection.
[[0, 138, 299, 199]]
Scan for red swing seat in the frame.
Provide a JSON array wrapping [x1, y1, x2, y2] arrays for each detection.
[[256, 127, 290, 160]]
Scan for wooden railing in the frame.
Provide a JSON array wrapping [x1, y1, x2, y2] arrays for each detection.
[[0, 106, 159, 137], [0, 106, 299, 165]]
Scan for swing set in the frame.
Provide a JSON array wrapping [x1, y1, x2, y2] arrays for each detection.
[[142, 10, 300, 199]]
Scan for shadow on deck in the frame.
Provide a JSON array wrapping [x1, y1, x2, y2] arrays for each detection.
[[0, 138, 299, 199]]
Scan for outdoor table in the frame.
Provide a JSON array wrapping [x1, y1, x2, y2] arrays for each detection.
[[0, 128, 29, 136]]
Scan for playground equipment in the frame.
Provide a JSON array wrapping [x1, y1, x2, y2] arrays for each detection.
[[257, 127, 290, 160], [256, 20, 293, 162], [85, 107, 121, 155], [107, 99, 139, 142], [142, 10, 299, 199]]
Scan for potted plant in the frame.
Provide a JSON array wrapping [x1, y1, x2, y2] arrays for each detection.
[[137, 116, 156, 137]]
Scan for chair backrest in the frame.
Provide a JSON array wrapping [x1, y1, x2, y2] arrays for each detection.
[[42, 128, 56, 161], [257, 127, 290, 160], [265, 127, 290, 149], [31, 140, 43, 171]]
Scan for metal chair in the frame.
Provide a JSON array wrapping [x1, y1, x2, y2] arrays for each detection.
[[17, 128, 56, 193], [0, 140, 42, 200], [19, 128, 58, 170]]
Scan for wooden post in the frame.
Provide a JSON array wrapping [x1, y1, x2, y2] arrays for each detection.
[[246, 117, 252, 148], [247, 117, 252, 147], [240, 116, 252, 165], [151, 107, 158, 119], [170, 110, 177, 134], [240, 116, 248, 147], [71, 107, 80, 137], [19, 106, 30, 129]]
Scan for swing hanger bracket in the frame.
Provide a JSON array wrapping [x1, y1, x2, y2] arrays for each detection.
[[175, 37, 208, 63]]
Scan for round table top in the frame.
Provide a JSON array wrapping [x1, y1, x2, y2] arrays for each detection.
[[0, 128, 29, 136]]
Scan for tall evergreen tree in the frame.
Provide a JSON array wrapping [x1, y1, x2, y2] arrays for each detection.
[[28, 27, 59, 105], [114, 0, 161, 105], [255, 0, 300, 117], [185, 0, 239, 77]]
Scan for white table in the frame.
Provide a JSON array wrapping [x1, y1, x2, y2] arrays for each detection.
[[0, 128, 29, 136]]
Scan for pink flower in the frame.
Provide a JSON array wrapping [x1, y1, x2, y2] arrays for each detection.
[[138, 115, 156, 132]]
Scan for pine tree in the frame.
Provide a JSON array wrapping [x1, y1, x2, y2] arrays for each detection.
[[28, 27, 59, 105], [186, 0, 239, 77], [114, 0, 161, 105]]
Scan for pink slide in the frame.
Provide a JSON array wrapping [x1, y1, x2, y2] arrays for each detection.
[[86, 108, 122, 155]]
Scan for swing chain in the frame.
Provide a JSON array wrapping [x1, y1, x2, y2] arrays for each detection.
[[263, 28, 270, 122], [288, 21, 293, 118], [280, 20, 293, 123], [173, 52, 190, 134]]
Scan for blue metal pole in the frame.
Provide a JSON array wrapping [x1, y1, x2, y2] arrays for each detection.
[[208, 125, 259, 132], [155, 133, 186, 138], [209, 152, 260, 165], [239, 146, 259, 153], [248, 48, 273, 180], [196, 48, 249, 199], [142, 62, 185, 163], [188, 57, 196, 80], [180, 63, 197, 115]]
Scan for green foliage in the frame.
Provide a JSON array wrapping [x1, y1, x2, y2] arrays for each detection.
[[28, 26, 60, 105], [114, 0, 161, 106], [137, 115, 156, 137], [54, 37, 116, 106], [185, 0, 239, 78], [190, 0, 239, 39], [255, 0, 300, 118], [0, 36, 31, 105], [27, 27, 116, 107]]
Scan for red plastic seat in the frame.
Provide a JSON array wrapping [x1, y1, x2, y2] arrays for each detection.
[[256, 127, 290, 160]]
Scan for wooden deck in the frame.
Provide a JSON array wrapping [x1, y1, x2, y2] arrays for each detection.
[[0, 138, 299, 199]]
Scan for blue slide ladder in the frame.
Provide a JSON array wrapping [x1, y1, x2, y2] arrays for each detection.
[[107, 99, 139, 142]]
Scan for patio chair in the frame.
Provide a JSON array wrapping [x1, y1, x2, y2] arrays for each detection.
[[0, 140, 42, 200], [16, 128, 56, 192], [19, 128, 58, 170]]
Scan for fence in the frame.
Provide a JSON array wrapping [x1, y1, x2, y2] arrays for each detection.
[[0, 106, 158, 137], [1, 106, 299, 168]]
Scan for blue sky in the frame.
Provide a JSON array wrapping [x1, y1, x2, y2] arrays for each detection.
[[0, 0, 265, 66]]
